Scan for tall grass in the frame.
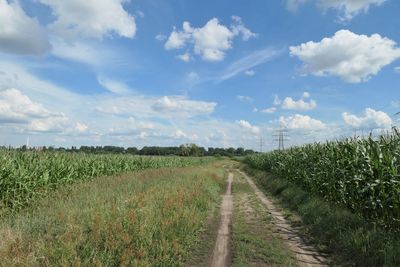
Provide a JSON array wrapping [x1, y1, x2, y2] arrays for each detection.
[[246, 128, 400, 231], [0, 149, 213, 211], [0, 164, 226, 266]]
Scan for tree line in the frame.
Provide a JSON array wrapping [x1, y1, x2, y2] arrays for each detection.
[[15, 144, 256, 157]]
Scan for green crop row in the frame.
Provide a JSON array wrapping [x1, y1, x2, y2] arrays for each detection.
[[245, 128, 400, 231], [0, 149, 213, 210]]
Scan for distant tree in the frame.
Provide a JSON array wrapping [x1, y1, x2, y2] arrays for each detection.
[[126, 147, 138, 154]]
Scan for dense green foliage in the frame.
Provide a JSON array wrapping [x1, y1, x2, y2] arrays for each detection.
[[245, 167, 400, 267], [13, 144, 255, 157], [246, 129, 400, 231], [0, 149, 212, 210]]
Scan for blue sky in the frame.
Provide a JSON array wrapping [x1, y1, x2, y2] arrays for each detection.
[[0, 0, 399, 150]]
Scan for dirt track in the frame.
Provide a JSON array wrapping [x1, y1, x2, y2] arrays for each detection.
[[237, 170, 329, 267], [209, 172, 233, 267]]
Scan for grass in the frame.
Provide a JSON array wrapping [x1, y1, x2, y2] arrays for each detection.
[[243, 166, 400, 267], [0, 162, 226, 266], [0, 149, 213, 211], [231, 170, 298, 266], [184, 166, 228, 267]]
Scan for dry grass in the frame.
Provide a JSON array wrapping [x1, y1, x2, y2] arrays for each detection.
[[0, 163, 226, 266]]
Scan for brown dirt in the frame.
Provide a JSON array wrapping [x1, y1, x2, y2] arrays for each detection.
[[237, 170, 329, 267], [209, 172, 233, 267]]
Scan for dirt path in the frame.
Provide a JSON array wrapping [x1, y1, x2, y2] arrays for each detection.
[[237, 170, 329, 267], [209, 172, 233, 267]]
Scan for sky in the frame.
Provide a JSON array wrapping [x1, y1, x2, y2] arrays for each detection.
[[0, 0, 399, 151]]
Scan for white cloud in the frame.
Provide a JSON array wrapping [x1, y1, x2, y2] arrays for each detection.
[[178, 53, 191, 62], [236, 120, 260, 135], [244, 70, 255, 76], [279, 114, 325, 129], [230, 16, 258, 41], [165, 17, 256, 61], [0, 0, 50, 55], [273, 95, 282, 106], [395, 66, 400, 73], [51, 38, 111, 65], [219, 48, 280, 81], [152, 96, 216, 117], [290, 30, 400, 83], [28, 114, 69, 133], [171, 129, 198, 141], [75, 122, 89, 133], [0, 88, 50, 123], [261, 107, 276, 114], [281, 92, 317, 110], [38, 0, 136, 40], [286, 0, 309, 12], [173, 129, 187, 139], [286, 0, 386, 21], [97, 76, 130, 94], [155, 33, 167, 41], [236, 95, 254, 103], [317, 0, 386, 22], [0, 88, 85, 134], [342, 108, 392, 129]]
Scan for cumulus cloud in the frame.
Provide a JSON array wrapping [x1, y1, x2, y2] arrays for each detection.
[[38, 0, 136, 40], [164, 17, 256, 61], [0, 88, 50, 123], [286, 0, 386, 21], [236, 120, 260, 135], [0, 88, 86, 134], [279, 114, 325, 129], [28, 114, 69, 133], [342, 108, 392, 129], [290, 30, 400, 83], [171, 129, 198, 141], [0, 0, 50, 55], [281, 91, 317, 110]]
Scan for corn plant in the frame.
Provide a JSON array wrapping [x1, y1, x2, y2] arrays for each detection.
[[245, 128, 400, 231], [0, 150, 212, 210]]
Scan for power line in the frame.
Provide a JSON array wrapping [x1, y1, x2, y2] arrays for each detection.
[[259, 135, 264, 153], [273, 128, 289, 151]]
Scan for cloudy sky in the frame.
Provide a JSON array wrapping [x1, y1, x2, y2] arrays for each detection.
[[0, 0, 399, 150]]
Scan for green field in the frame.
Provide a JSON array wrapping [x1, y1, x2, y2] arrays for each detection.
[[0, 149, 212, 211], [245, 130, 400, 266], [2, 135, 400, 266]]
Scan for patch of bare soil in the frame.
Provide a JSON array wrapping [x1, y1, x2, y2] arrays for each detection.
[[209, 172, 233, 267]]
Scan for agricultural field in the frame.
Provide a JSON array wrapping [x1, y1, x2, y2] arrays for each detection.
[[0, 161, 226, 266], [245, 130, 400, 266], [0, 149, 213, 211], [1, 138, 400, 266]]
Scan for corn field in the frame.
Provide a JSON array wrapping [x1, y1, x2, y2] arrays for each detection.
[[0, 149, 211, 210], [245, 129, 400, 231]]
